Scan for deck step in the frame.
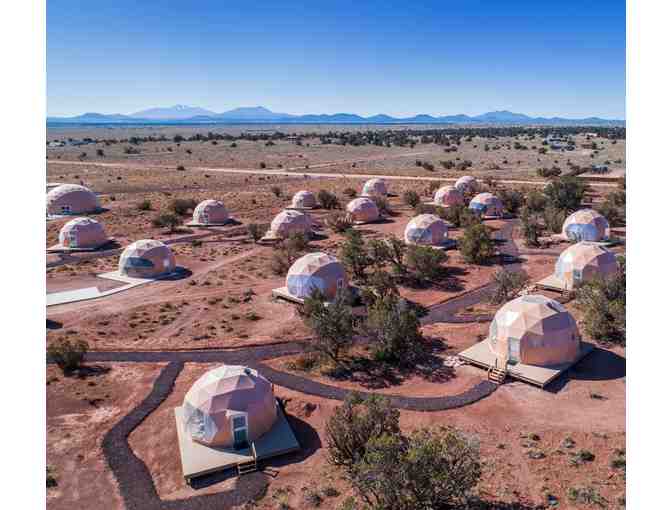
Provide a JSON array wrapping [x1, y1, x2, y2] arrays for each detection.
[[237, 459, 258, 476]]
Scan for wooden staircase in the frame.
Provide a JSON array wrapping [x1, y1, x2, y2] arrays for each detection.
[[488, 357, 508, 385], [237, 443, 258, 476]]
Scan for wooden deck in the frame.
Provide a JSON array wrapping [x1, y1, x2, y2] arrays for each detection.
[[174, 402, 300, 483], [458, 340, 595, 388]]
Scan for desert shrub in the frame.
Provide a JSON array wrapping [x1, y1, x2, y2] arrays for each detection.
[[405, 245, 447, 283], [544, 176, 587, 213], [326, 393, 400, 473], [371, 195, 391, 216], [152, 212, 181, 232], [597, 198, 623, 226], [360, 269, 399, 306], [339, 230, 372, 281], [324, 212, 353, 233], [426, 181, 441, 196], [46, 466, 57, 488], [537, 166, 562, 178], [343, 187, 357, 198], [96, 149, 104, 157], [490, 269, 530, 304], [304, 490, 323, 507], [498, 189, 524, 215], [47, 339, 88, 374], [366, 294, 423, 365], [260, 162, 267, 169], [567, 486, 607, 507], [351, 427, 481, 510], [285, 231, 310, 253], [575, 257, 626, 345], [459, 224, 495, 264], [303, 289, 355, 366], [124, 146, 140, 154], [176, 165, 186, 171], [270, 185, 282, 197], [247, 223, 265, 242], [525, 190, 548, 213], [317, 189, 340, 209], [270, 249, 293, 275], [543, 205, 565, 233], [168, 198, 197, 216], [520, 207, 544, 247], [414, 203, 436, 216], [137, 199, 152, 211], [402, 190, 421, 208]]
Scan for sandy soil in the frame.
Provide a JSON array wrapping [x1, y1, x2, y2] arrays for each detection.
[[46, 363, 165, 510]]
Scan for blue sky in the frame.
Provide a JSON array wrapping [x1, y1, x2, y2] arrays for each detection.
[[47, 0, 625, 118]]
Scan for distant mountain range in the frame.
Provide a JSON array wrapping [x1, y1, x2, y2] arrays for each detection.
[[47, 105, 624, 126]]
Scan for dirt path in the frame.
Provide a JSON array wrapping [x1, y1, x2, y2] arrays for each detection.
[[48, 159, 618, 188]]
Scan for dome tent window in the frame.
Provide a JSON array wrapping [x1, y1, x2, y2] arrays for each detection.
[[126, 257, 154, 269]]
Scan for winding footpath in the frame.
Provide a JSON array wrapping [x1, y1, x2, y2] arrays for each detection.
[[54, 218, 524, 508]]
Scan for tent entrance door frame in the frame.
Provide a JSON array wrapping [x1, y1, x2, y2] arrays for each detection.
[[231, 412, 249, 450]]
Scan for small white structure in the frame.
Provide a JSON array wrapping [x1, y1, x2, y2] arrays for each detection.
[[346, 197, 380, 224], [118, 239, 176, 278], [190, 200, 230, 226], [290, 190, 317, 209], [56, 217, 109, 250], [469, 192, 504, 218], [361, 178, 387, 198], [404, 214, 451, 247], [455, 176, 477, 193], [267, 210, 313, 239], [46, 184, 100, 216], [433, 185, 463, 207]]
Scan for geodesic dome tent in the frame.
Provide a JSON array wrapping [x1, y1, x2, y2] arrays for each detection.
[[46, 184, 99, 216], [346, 197, 379, 223], [361, 178, 387, 198], [291, 190, 317, 209], [268, 210, 313, 238], [553, 241, 619, 290], [469, 192, 504, 217], [488, 295, 580, 367], [562, 209, 610, 242], [286, 252, 348, 300], [118, 239, 176, 278], [192, 199, 229, 225], [434, 185, 463, 207], [455, 175, 477, 193], [404, 214, 450, 246], [58, 217, 108, 249], [182, 365, 277, 448]]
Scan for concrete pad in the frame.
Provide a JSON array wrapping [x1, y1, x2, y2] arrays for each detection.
[[535, 274, 571, 292], [174, 402, 300, 482], [458, 340, 595, 388], [185, 219, 236, 227], [47, 287, 102, 306], [550, 234, 622, 247], [272, 287, 306, 304], [47, 239, 115, 253]]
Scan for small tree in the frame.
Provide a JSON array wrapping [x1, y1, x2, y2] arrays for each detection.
[[497, 189, 524, 215], [369, 237, 407, 278], [525, 190, 547, 213], [490, 269, 530, 304], [544, 205, 565, 233], [372, 195, 392, 216], [520, 207, 544, 247], [317, 189, 340, 209], [324, 212, 353, 233], [366, 295, 423, 365], [168, 198, 197, 216], [247, 223, 265, 242], [137, 199, 152, 211], [339, 230, 372, 281], [360, 269, 399, 306], [326, 394, 400, 473], [405, 245, 447, 283], [303, 289, 355, 366], [402, 190, 421, 208], [459, 224, 495, 264], [544, 176, 587, 213], [343, 187, 357, 198], [575, 257, 626, 345], [152, 212, 181, 233], [47, 339, 88, 374]]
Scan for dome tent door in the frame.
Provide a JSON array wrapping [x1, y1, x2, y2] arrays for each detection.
[[507, 337, 520, 365], [231, 413, 248, 450]]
